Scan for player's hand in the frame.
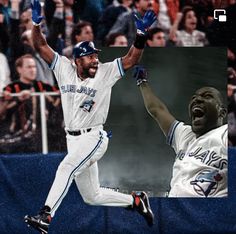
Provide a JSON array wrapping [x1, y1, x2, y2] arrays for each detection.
[[133, 10, 157, 36], [31, 0, 43, 25], [133, 65, 148, 86]]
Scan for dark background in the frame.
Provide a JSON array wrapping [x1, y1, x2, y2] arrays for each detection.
[[98, 47, 227, 196]]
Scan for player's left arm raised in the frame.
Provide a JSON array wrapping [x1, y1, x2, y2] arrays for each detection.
[[121, 10, 157, 71]]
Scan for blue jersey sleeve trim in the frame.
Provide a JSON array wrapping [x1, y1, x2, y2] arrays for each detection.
[[116, 58, 125, 77], [221, 125, 228, 145], [167, 120, 180, 146], [49, 53, 59, 70]]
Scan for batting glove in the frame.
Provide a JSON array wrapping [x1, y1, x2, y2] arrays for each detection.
[[133, 10, 157, 36], [133, 65, 148, 86], [31, 0, 44, 25]]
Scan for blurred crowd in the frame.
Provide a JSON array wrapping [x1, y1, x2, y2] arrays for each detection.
[[0, 0, 236, 152]]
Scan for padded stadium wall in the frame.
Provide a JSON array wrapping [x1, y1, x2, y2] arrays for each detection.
[[0, 148, 235, 234]]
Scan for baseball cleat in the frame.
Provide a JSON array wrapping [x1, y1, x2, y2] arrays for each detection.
[[132, 191, 154, 226], [24, 206, 51, 234]]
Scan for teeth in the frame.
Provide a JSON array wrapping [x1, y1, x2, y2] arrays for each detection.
[[192, 106, 204, 119], [193, 107, 202, 111]]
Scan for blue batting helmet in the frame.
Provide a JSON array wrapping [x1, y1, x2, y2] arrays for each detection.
[[73, 41, 101, 58]]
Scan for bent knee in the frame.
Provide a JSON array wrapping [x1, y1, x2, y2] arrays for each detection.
[[81, 191, 101, 205]]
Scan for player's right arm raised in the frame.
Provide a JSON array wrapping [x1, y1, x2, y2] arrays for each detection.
[[133, 66, 176, 136], [121, 11, 157, 71], [31, 0, 55, 65]]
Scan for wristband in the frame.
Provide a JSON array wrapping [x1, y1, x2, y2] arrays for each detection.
[[137, 78, 147, 86], [32, 21, 42, 26], [134, 34, 147, 49]]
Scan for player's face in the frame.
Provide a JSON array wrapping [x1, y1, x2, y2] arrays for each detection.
[[18, 58, 37, 81], [188, 87, 225, 137], [77, 53, 99, 78]]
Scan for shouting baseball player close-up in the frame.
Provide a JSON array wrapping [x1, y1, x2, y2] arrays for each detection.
[[133, 65, 228, 197], [24, 0, 157, 233]]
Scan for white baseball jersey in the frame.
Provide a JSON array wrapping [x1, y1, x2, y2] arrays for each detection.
[[167, 121, 228, 197], [45, 53, 134, 216], [50, 53, 125, 130]]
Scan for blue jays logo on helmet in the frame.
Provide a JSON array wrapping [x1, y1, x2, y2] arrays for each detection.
[[73, 41, 101, 58], [190, 169, 223, 197]]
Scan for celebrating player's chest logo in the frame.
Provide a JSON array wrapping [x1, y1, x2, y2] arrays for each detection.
[[80, 99, 95, 112], [190, 169, 223, 197], [60, 85, 97, 98]]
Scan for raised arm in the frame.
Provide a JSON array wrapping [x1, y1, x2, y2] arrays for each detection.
[[121, 11, 157, 71], [133, 66, 176, 136], [31, 0, 55, 64], [169, 12, 183, 43]]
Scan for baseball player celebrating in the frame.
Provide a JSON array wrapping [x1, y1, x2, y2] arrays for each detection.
[[133, 66, 227, 197], [24, 0, 157, 233]]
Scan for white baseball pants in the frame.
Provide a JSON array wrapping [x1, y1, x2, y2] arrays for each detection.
[[45, 127, 133, 217]]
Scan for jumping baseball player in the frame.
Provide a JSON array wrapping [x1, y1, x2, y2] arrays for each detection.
[[133, 65, 228, 197], [24, 1, 157, 233]]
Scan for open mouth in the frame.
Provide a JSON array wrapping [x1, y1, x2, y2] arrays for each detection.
[[89, 67, 97, 73], [190, 22, 197, 27], [192, 106, 205, 121]]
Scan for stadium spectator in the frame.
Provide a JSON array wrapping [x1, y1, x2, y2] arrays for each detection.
[[106, 33, 128, 46], [152, 0, 179, 34], [75, 0, 104, 34], [146, 27, 166, 47], [19, 29, 56, 85], [8, 0, 59, 85], [96, 0, 132, 46], [169, 6, 208, 47], [19, 8, 33, 34], [0, 54, 59, 153], [63, 21, 94, 59], [180, 0, 214, 32], [44, 0, 103, 35], [0, 0, 10, 25], [0, 48, 11, 93], [63, 0, 74, 47], [71, 21, 94, 44], [0, 0, 10, 55], [107, 0, 157, 46]]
